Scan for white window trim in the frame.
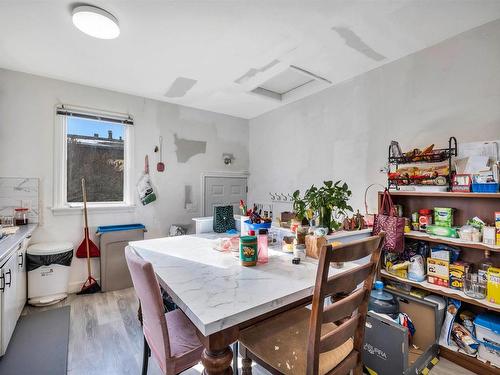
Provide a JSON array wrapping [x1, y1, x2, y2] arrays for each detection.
[[52, 105, 135, 215]]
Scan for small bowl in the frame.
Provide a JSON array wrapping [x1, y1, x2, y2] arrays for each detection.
[[244, 220, 272, 231]]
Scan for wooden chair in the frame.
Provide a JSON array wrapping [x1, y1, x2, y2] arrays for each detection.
[[125, 247, 204, 375], [239, 233, 384, 375]]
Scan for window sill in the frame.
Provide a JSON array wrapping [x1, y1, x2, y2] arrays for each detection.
[[51, 204, 136, 216]]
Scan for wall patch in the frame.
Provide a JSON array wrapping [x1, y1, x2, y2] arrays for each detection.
[[174, 134, 207, 163]]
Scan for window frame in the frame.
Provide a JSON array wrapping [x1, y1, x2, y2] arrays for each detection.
[[52, 105, 135, 214]]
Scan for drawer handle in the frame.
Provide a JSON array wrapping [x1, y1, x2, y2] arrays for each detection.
[[0, 274, 4, 292], [5, 269, 11, 287], [18, 252, 24, 267]]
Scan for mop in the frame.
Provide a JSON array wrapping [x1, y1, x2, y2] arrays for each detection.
[[77, 178, 101, 295]]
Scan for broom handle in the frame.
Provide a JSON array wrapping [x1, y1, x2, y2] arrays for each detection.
[[81, 178, 92, 278]]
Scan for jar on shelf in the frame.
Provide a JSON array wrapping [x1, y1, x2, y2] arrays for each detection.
[[14, 208, 29, 226], [418, 209, 433, 231]]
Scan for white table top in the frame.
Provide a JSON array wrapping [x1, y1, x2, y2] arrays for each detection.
[[130, 234, 365, 336]]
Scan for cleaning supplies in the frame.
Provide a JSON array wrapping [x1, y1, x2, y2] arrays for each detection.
[[137, 155, 156, 205], [77, 178, 101, 295], [408, 255, 426, 282]]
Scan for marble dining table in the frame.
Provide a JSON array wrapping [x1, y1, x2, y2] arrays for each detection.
[[129, 233, 368, 375]]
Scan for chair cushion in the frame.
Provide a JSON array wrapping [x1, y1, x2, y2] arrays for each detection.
[[165, 309, 203, 359], [239, 307, 353, 375]]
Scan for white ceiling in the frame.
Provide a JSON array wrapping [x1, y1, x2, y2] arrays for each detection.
[[1, 1, 500, 119]]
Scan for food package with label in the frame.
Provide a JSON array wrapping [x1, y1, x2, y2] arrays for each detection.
[[430, 245, 460, 263], [451, 323, 479, 355], [426, 225, 459, 238], [450, 262, 470, 290], [496, 212, 500, 246], [427, 258, 449, 287], [483, 226, 496, 246], [434, 207, 454, 227], [487, 267, 500, 304]]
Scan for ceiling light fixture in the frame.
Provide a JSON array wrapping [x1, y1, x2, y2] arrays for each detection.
[[72, 5, 120, 39]]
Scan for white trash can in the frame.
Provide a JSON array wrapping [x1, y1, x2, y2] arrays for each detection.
[[27, 242, 73, 306]]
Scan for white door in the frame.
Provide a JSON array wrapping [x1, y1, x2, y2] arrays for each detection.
[[204, 176, 247, 216], [1, 251, 18, 356]]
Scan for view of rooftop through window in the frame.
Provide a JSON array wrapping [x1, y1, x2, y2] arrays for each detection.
[[66, 117, 125, 203]]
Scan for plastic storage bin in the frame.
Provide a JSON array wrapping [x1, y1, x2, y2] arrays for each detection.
[[27, 242, 73, 306], [474, 313, 500, 367], [471, 182, 499, 193], [97, 224, 146, 292]]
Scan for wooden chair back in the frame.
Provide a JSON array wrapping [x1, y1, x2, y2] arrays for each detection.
[[306, 233, 385, 375]]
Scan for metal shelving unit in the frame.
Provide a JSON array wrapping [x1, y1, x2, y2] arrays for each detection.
[[388, 136, 458, 191]]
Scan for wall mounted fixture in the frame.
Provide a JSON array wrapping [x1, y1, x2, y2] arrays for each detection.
[[222, 153, 234, 165], [72, 5, 120, 39]]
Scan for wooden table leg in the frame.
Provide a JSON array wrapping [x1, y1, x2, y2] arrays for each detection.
[[199, 327, 239, 375], [201, 346, 233, 375]]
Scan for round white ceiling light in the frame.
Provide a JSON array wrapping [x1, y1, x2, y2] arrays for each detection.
[[72, 5, 120, 39]]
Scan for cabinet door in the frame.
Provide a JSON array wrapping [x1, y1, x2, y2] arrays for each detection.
[[16, 237, 29, 318], [1, 252, 18, 356]]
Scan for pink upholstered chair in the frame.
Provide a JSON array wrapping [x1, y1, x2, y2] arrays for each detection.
[[125, 247, 204, 375]]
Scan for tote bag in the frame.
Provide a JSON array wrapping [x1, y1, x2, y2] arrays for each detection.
[[373, 189, 405, 252], [213, 205, 236, 233]]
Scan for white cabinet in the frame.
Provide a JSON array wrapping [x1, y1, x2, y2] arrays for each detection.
[[1, 251, 18, 356], [16, 236, 30, 317]]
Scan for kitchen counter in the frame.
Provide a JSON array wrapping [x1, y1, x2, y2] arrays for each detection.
[[0, 224, 37, 264]]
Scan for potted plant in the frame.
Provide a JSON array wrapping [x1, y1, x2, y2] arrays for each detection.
[[291, 190, 307, 223], [303, 180, 353, 233]]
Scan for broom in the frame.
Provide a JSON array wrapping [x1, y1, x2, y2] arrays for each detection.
[[77, 178, 101, 295]]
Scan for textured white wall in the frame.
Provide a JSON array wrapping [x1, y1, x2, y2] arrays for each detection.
[[0, 69, 249, 291], [248, 20, 500, 215]]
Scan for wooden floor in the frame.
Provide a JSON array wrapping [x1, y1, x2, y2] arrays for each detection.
[[23, 288, 476, 375]]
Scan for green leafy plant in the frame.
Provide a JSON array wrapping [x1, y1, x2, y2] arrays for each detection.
[[303, 180, 353, 231], [291, 190, 307, 221]]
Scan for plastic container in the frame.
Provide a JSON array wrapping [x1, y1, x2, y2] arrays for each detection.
[[244, 220, 272, 231], [27, 242, 73, 306], [472, 182, 499, 193], [424, 295, 446, 327], [368, 281, 399, 316], [97, 224, 146, 292], [257, 229, 268, 264], [418, 209, 433, 231], [474, 313, 500, 367]]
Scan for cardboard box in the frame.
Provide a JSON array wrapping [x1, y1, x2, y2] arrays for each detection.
[[434, 207, 454, 227], [427, 258, 449, 287], [450, 262, 469, 290], [487, 267, 500, 304], [496, 212, 500, 246], [430, 248, 450, 262]]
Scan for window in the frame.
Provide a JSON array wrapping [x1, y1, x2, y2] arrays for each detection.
[[53, 106, 134, 212]]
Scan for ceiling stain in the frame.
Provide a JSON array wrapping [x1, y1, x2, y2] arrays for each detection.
[[331, 26, 386, 61], [173, 133, 207, 163], [234, 59, 281, 84], [165, 77, 197, 98]]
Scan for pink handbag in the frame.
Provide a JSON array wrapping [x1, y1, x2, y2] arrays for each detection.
[[373, 189, 405, 252]]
